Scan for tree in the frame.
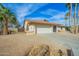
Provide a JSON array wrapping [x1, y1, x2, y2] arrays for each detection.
[[0, 3, 18, 35], [0, 4, 8, 35], [64, 15, 67, 26], [44, 19, 48, 22], [65, 12, 70, 26], [65, 12, 73, 32], [66, 3, 72, 27], [0, 16, 3, 30], [65, 3, 79, 34], [73, 3, 78, 34], [78, 4, 79, 33]]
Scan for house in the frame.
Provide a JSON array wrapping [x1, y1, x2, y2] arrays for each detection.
[[24, 20, 65, 34], [0, 23, 18, 34], [8, 23, 18, 33]]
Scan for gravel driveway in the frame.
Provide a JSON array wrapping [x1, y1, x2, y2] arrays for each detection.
[[38, 32, 79, 56]]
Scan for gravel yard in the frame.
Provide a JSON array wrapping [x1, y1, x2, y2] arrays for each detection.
[[39, 32, 79, 56], [0, 32, 79, 56]]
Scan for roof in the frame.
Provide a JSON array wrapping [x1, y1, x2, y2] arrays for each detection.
[[25, 20, 64, 27]]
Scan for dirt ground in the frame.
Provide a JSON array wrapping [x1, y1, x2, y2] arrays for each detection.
[[0, 32, 73, 56]]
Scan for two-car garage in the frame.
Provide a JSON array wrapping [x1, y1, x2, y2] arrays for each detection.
[[36, 25, 53, 34]]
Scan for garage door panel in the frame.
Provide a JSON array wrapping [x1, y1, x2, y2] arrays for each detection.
[[37, 25, 52, 33]]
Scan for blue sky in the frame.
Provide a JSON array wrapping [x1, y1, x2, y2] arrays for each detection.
[[2, 3, 68, 26]]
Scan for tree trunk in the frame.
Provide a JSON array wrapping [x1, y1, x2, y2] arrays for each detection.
[[74, 4, 77, 34], [78, 4, 79, 33], [69, 3, 73, 33], [74, 14, 76, 34], [3, 15, 8, 35], [65, 19, 67, 26], [76, 4, 78, 34]]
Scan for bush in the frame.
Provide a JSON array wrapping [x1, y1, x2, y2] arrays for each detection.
[[25, 44, 67, 56]]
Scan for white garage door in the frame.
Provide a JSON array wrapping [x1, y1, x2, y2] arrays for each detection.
[[37, 25, 52, 34]]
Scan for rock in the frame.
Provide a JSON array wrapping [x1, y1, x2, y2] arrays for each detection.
[[25, 44, 67, 56], [58, 49, 63, 56], [28, 44, 50, 56]]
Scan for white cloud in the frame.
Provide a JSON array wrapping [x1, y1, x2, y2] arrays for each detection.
[[4, 3, 69, 25], [26, 17, 49, 20], [50, 12, 65, 20], [40, 9, 60, 16], [40, 9, 68, 25], [48, 11, 68, 25], [52, 19, 65, 25], [14, 4, 47, 25], [50, 11, 67, 19]]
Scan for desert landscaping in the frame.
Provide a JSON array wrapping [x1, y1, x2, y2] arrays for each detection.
[[0, 32, 79, 56]]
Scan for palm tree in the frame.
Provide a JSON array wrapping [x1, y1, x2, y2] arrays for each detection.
[[66, 3, 79, 34], [0, 4, 18, 35], [65, 12, 70, 26], [65, 15, 67, 26], [0, 16, 3, 31], [9, 14, 19, 29], [78, 4, 79, 33], [73, 3, 78, 34], [76, 3, 79, 33], [65, 12, 73, 32], [0, 4, 8, 34], [66, 3, 72, 27]]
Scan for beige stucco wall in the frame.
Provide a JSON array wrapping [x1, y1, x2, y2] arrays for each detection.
[[56, 26, 62, 32], [24, 21, 65, 34], [28, 25, 35, 32], [62, 27, 65, 32], [56, 26, 65, 32]]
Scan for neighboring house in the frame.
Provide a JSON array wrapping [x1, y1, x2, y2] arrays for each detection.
[[24, 20, 65, 34], [18, 26, 24, 32], [8, 23, 18, 33], [0, 23, 18, 34]]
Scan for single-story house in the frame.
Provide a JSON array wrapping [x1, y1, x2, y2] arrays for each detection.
[[24, 20, 65, 34]]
